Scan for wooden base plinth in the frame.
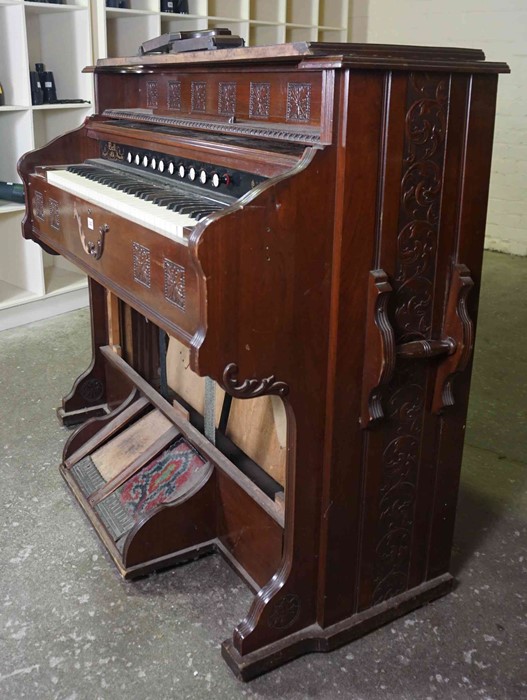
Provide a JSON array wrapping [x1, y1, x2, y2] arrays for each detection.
[[57, 403, 109, 427], [222, 573, 454, 681]]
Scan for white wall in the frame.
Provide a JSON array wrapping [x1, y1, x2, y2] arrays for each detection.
[[348, 0, 527, 256]]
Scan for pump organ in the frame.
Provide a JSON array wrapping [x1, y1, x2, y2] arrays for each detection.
[[18, 42, 508, 680]]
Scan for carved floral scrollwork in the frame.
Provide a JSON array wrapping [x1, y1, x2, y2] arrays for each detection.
[[396, 221, 436, 279], [405, 101, 446, 162], [222, 363, 289, 399], [372, 72, 449, 604], [393, 277, 433, 341], [385, 382, 424, 431], [401, 161, 442, 223]]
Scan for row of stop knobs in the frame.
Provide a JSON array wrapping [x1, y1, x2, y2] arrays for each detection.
[[126, 151, 230, 188]]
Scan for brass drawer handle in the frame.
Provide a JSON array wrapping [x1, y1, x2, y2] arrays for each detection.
[[74, 203, 109, 261]]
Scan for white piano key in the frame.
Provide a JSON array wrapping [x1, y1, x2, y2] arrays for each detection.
[[46, 169, 199, 244]]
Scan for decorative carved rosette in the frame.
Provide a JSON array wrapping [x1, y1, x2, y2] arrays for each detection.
[[268, 594, 301, 630], [79, 377, 105, 403]]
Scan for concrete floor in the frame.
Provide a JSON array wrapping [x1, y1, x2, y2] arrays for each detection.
[[0, 250, 525, 700]]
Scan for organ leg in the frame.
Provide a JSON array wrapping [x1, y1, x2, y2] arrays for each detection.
[[57, 277, 129, 426]]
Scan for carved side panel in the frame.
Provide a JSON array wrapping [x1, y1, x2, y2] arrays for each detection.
[[372, 73, 449, 604], [163, 259, 186, 311], [249, 82, 270, 119], [146, 81, 159, 108], [132, 242, 151, 289], [33, 191, 45, 221], [49, 199, 60, 230], [286, 82, 312, 122], [218, 81, 237, 116], [168, 80, 182, 110], [191, 81, 207, 113]]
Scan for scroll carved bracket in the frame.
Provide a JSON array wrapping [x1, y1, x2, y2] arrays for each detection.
[[360, 270, 396, 429], [222, 363, 289, 399], [432, 263, 474, 413]]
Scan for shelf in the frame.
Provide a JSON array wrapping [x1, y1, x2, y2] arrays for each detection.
[[285, 23, 317, 30], [208, 15, 245, 22], [159, 12, 205, 19], [24, 2, 87, 15], [0, 201, 25, 214], [44, 264, 86, 296], [0, 278, 39, 310], [248, 20, 282, 27], [0, 105, 29, 112], [0, 0, 21, 6], [0, 279, 88, 331], [105, 7, 157, 18], [32, 102, 91, 110]]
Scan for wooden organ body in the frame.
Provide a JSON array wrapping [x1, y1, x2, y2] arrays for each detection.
[[18, 43, 508, 679]]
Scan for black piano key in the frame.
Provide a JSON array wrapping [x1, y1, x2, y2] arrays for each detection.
[[193, 210, 219, 221], [135, 188, 166, 199], [138, 188, 169, 200], [171, 202, 209, 214], [120, 183, 153, 194], [152, 195, 194, 206], [167, 199, 204, 212]]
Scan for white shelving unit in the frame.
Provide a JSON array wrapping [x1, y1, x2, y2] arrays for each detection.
[[94, 0, 350, 59], [1, 0, 350, 330], [0, 0, 92, 331]]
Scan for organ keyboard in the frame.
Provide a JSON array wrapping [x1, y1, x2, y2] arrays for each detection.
[[18, 42, 508, 680]]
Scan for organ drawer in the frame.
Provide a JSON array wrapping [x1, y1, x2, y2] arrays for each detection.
[[28, 177, 201, 340]]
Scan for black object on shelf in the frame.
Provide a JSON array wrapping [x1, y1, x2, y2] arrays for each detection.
[[160, 0, 175, 12], [35, 62, 47, 102], [0, 80, 5, 107], [30, 71, 44, 105], [48, 98, 90, 104], [0, 181, 25, 204], [175, 0, 189, 11], [42, 70, 58, 103]]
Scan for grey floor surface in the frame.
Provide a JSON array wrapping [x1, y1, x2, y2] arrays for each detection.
[[0, 250, 525, 700]]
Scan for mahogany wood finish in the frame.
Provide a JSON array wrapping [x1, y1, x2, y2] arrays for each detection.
[[19, 43, 508, 680]]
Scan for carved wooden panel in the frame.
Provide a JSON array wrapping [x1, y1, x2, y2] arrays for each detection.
[[49, 198, 60, 230], [249, 82, 271, 119], [131, 71, 323, 131], [167, 80, 182, 110], [286, 82, 312, 122], [146, 81, 159, 108], [33, 191, 45, 220], [163, 259, 186, 311], [191, 81, 207, 113], [132, 242, 151, 288], [218, 81, 237, 116], [372, 73, 449, 605]]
